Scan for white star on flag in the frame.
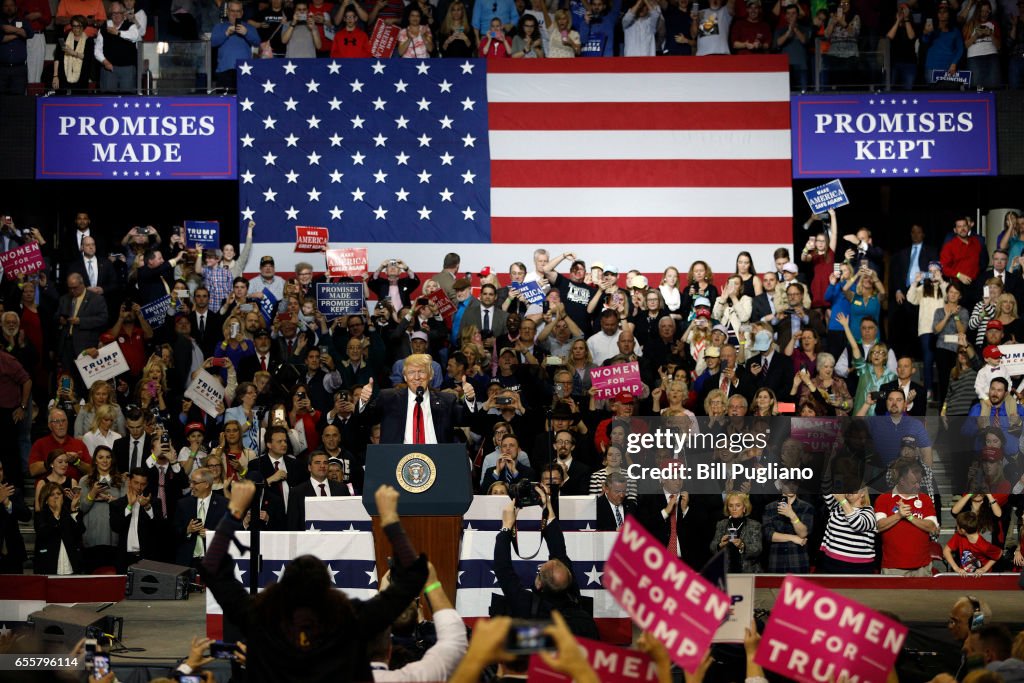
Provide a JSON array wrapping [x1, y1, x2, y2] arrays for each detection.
[[418, 206, 432, 220], [351, 151, 366, 165], [233, 563, 247, 583], [457, 571, 465, 586], [329, 169, 344, 183], [461, 97, 475, 110], [284, 133, 299, 147], [324, 563, 340, 584], [462, 206, 476, 220], [327, 61, 341, 74], [238, 62, 253, 75], [284, 97, 298, 111], [394, 80, 408, 93], [351, 115, 365, 128], [373, 133, 388, 147], [440, 152, 454, 165], [372, 61, 386, 74], [285, 206, 299, 220], [350, 79, 364, 92], [438, 79, 452, 93], [372, 97, 387, 111], [439, 116, 454, 129], [240, 98, 254, 111], [584, 565, 603, 586], [241, 170, 255, 184], [417, 98, 431, 111], [263, 151, 277, 165], [373, 170, 388, 183], [307, 188, 321, 201], [395, 115, 409, 129], [241, 134, 255, 147], [418, 134, 432, 147], [263, 188, 277, 202], [307, 115, 321, 129], [261, 79, 275, 93], [366, 569, 378, 585], [329, 133, 343, 147], [462, 133, 476, 147], [262, 116, 276, 130], [241, 207, 255, 221], [328, 97, 342, 110], [272, 565, 286, 582], [285, 170, 299, 183], [460, 61, 474, 74], [329, 205, 343, 219], [439, 188, 454, 202], [416, 61, 430, 75], [395, 188, 409, 201], [283, 61, 297, 75], [418, 169, 432, 183], [306, 79, 320, 93], [461, 170, 476, 184], [395, 152, 410, 165], [307, 151, 322, 165], [374, 206, 388, 220], [351, 188, 366, 201]]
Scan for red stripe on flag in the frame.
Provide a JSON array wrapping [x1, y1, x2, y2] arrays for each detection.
[[487, 55, 791, 74], [46, 576, 127, 603], [491, 160, 791, 188], [0, 575, 46, 599], [491, 217, 793, 244], [489, 102, 792, 131], [207, 614, 224, 640]]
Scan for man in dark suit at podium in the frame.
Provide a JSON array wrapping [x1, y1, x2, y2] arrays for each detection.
[[287, 451, 349, 531], [595, 472, 636, 532], [636, 475, 710, 571], [356, 353, 477, 444]]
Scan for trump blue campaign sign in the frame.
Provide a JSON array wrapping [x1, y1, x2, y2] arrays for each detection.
[[792, 93, 996, 178], [36, 97, 236, 179]]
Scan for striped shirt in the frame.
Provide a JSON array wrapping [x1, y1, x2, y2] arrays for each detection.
[[820, 493, 877, 563], [588, 467, 638, 503]]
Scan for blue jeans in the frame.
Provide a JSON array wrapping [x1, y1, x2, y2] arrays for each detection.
[[893, 62, 917, 90], [967, 54, 1001, 89], [919, 333, 935, 397], [99, 64, 137, 93]]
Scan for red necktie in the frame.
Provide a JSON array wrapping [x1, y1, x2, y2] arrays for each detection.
[[720, 373, 729, 393], [667, 504, 678, 557], [260, 355, 267, 371], [319, 483, 327, 496], [273, 460, 283, 497], [413, 401, 425, 444], [158, 467, 167, 518]]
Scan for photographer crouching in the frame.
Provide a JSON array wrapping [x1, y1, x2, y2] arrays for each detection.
[[493, 483, 600, 639]]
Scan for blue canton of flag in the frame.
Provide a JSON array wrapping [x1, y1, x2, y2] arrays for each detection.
[[258, 287, 278, 324], [236, 59, 491, 243]]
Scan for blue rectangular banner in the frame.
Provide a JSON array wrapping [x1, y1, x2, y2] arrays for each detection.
[[510, 281, 545, 305], [139, 294, 172, 329], [316, 283, 364, 320], [791, 93, 997, 178], [802, 180, 849, 214], [185, 220, 220, 247], [36, 97, 237, 180]]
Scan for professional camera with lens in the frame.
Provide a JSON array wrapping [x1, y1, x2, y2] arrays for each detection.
[[511, 479, 543, 509]]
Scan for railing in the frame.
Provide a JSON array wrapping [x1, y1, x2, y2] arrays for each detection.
[[812, 37, 891, 92], [136, 40, 213, 95]]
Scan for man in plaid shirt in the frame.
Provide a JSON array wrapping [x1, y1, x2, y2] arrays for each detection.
[[762, 480, 815, 573], [200, 247, 233, 312]]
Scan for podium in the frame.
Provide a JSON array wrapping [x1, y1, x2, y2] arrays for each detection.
[[363, 444, 472, 608]]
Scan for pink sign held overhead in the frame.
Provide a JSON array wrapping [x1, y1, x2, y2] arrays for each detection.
[[755, 576, 907, 683], [527, 637, 660, 683], [0, 241, 45, 280], [603, 516, 730, 673], [325, 247, 368, 277], [590, 361, 642, 401]]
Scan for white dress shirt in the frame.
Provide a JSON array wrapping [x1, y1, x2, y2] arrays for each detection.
[[405, 390, 438, 444]]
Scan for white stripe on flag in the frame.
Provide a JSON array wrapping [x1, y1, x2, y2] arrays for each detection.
[[244, 243, 782, 277], [489, 130, 792, 161], [491, 187, 793, 218], [487, 72, 792, 103]]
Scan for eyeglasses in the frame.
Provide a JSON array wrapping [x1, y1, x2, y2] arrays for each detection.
[[71, 23, 84, 28], [554, 439, 573, 446], [49, 418, 68, 424]]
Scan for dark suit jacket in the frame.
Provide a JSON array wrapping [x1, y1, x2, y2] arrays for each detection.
[[636, 494, 711, 570], [464, 303, 508, 339], [67, 255, 120, 303], [146, 463, 190, 523], [237, 351, 285, 384], [482, 463, 536, 490], [0, 491, 32, 571], [286, 479, 349, 531], [976, 268, 1024, 303], [873, 380, 927, 417], [751, 292, 776, 323], [113, 435, 153, 473], [174, 493, 228, 565], [55, 290, 108, 356], [190, 309, 225, 357], [368, 274, 421, 310], [557, 459, 592, 496], [596, 495, 637, 531], [360, 388, 473, 444], [33, 507, 84, 575], [890, 242, 939, 299], [109, 495, 160, 570], [748, 352, 794, 400]]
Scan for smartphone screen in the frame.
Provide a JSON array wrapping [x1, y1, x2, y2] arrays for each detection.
[[273, 408, 286, 423], [505, 620, 556, 654], [93, 654, 110, 678]]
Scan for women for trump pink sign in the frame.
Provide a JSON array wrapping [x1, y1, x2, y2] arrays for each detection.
[[603, 516, 730, 673], [755, 576, 907, 683]]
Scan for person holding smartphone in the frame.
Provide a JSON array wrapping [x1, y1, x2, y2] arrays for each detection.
[[78, 445, 125, 572], [211, 0, 260, 91]]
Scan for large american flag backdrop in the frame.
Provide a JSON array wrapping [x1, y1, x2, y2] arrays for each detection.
[[237, 56, 793, 279]]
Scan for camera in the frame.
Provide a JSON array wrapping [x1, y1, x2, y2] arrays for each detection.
[[495, 396, 513, 406], [416, 297, 429, 307], [505, 620, 556, 654], [869, 391, 881, 402], [339, 390, 350, 402], [296, 392, 307, 400], [209, 640, 238, 660], [389, 259, 397, 266], [511, 479, 542, 508]]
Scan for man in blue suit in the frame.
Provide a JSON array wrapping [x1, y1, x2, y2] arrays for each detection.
[[174, 467, 228, 568]]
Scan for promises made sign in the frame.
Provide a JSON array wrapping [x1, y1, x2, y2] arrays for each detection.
[[792, 93, 996, 178], [37, 97, 237, 180]]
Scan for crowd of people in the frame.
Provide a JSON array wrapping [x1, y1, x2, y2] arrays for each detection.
[[3, 0, 1024, 94], [1, 208, 1024, 676]]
